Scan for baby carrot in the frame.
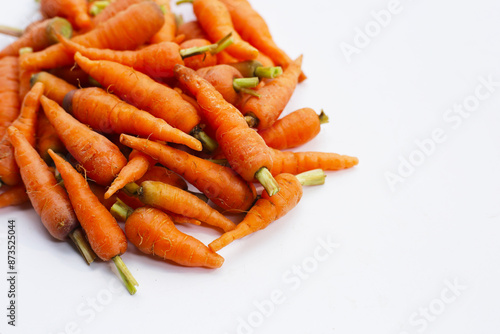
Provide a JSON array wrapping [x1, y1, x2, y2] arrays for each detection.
[[150, 0, 177, 43], [48, 150, 138, 294], [92, 0, 145, 25], [258, 108, 329, 150], [241, 55, 303, 130], [0, 57, 20, 139], [177, 20, 207, 40], [179, 39, 217, 70], [0, 185, 29, 208], [31, 71, 77, 105], [21, 1, 165, 71], [124, 207, 224, 268], [209, 173, 304, 252], [136, 165, 188, 191], [63, 87, 202, 151], [120, 134, 257, 212], [0, 18, 73, 58], [41, 0, 93, 30], [173, 64, 280, 196], [36, 112, 67, 164], [41, 96, 128, 185], [0, 82, 43, 186]]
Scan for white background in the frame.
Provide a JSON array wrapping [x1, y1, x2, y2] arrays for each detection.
[[1, 0, 500, 333]]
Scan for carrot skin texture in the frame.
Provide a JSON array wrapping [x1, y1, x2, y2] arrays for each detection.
[[241, 56, 303, 130], [36, 112, 66, 163], [0, 185, 30, 208], [196, 65, 243, 106], [64, 88, 202, 151], [137, 165, 187, 191], [125, 207, 224, 268], [120, 134, 257, 212], [49, 150, 127, 261], [173, 64, 274, 183], [93, 0, 145, 25], [258, 108, 321, 150], [209, 173, 302, 251], [41, 0, 92, 30], [150, 0, 177, 44], [31, 71, 77, 105], [0, 82, 43, 186], [139, 181, 237, 232], [8, 127, 78, 240], [0, 57, 20, 139], [177, 21, 208, 40], [41, 96, 127, 185], [74, 54, 201, 135]]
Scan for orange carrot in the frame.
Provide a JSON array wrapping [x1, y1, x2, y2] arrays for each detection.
[[21, 1, 165, 71], [36, 112, 67, 163], [258, 108, 329, 150], [196, 64, 247, 106], [0, 57, 20, 139], [48, 150, 138, 294], [63, 87, 202, 151], [179, 39, 218, 70], [0, 82, 43, 186], [173, 64, 280, 196], [150, 0, 177, 43], [7, 127, 78, 240], [209, 173, 302, 252], [136, 165, 187, 191], [187, 0, 258, 60], [134, 180, 237, 232], [0, 185, 30, 208], [31, 71, 77, 105], [124, 207, 224, 268], [176, 20, 207, 40], [41, 0, 92, 30], [218, 0, 306, 81], [0, 18, 73, 58], [93, 0, 145, 25], [105, 149, 156, 199], [120, 134, 257, 212], [216, 50, 238, 65], [41, 96, 128, 185], [240, 55, 303, 130]]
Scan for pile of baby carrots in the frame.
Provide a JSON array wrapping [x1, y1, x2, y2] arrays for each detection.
[[0, 0, 358, 294]]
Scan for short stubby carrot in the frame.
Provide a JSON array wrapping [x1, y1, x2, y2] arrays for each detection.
[[0, 17, 73, 58], [177, 20, 208, 40], [63, 87, 202, 151], [120, 134, 257, 212], [150, 0, 176, 44], [36, 112, 66, 163], [270, 149, 359, 175], [137, 181, 237, 232], [190, 0, 258, 60], [41, 0, 92, 30], [173, 64, 280, 196], [240, 55, 303, 130], [41, 96, 128, 185], [209, 173, 302, 252], [0, 57, 20, 139], [179, 39, 217, 71], [136, 165, 188, 191], [7, 127, 78, 240], [0, 82, 43, 186], [21, 1, 165, 71], [0, 185, 30, 208], [31, 71, 77, 105], [258, 108, 328, 150], [125, 207, 224, 268], [93, 0, 145, 25], [73, 53, 202, 136]]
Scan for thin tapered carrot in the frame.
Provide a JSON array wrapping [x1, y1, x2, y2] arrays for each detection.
[[209, 173, 303, 252], [218, 0, 306, 81], [0, 18, 73, 58], [177, 20, 207, 40], [150, 0, 177, 43], [21, 1, 165, 71], [0, 57, 20, 139], [93, 0, 145, 25], [134, 180, 237, 232], [63, 87, 202, 151], [48, 150, 138, 294], [41, 0, 92, 30], [41, 96, 128, 185], [136, 165, 188, 191], [124, 207, 224, 268], [258, 108, 329, 150], [184, 0, 258, 60], [241, 55, 303, 130], [105, 149, 156, 199], [0, 82, 43, 186], [120, 134, 257, 212], [31, 71, 77, 105], [0, 185, 29, 208], [173, 64, 280, 196], [36, 112, 67, 163], [18, 48, 34, 103]]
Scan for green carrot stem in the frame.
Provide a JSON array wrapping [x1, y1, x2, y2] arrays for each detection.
[[191, 127, 218, 152], [180, 32, 233, 59], [295, 169, 326, 186], [0, 25, 23, 37], [112, 256, 138, 295], [255, 167, 280, 196], [175, 14, 184, 28], [159, 4, 167, 14], [227, 60, 263, 78], [233, 77, 259, 92], [89, 1, 111, 16], [254, 66, 283, 79], [46, 17, 73, 45], [18, 47, 33, 55], [176, 0, 194, 4], [318, 110, 329, 124], [244, 114, 259, 128], [110, 199, 134, 222], [123, 182, 141, 196], [69, 228, 97, 265]]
